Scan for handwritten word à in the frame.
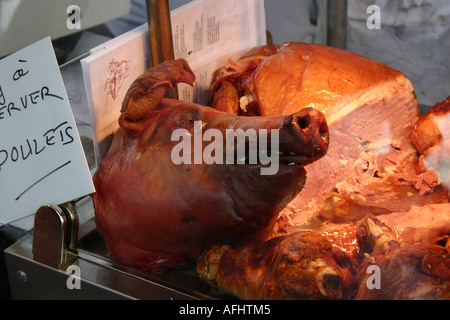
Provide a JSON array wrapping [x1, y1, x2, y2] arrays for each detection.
[[0, 121, 74, 172], [13, 59, 29, 81], [0, 85, 64, 120]]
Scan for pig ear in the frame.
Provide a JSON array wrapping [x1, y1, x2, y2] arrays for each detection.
[[119, 59, 196, 135], [119, 81, 172, 135]]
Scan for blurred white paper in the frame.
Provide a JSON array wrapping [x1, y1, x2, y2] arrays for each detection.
[[81, 23, 151, 163], [82, 0, 265, 164], [172, 0, 266, 105], [0, 37, 95, 224]]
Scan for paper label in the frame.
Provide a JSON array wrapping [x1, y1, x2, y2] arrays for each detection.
[[171, 0, 266, 105], [81, 24, 151, 163], [0, 37, 95, 224]]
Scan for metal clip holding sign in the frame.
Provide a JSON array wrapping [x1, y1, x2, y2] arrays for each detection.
[[32, 203, 78, 269]]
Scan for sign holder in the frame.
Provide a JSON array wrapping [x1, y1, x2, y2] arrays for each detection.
[[32, 203, 78, 269]]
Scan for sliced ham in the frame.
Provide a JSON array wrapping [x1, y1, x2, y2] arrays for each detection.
[[210, 42, 448, 233], [235, 43, 445, 225], [250, 43, 422, 217]]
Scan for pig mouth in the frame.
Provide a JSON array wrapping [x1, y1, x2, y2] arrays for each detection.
[[238, 151, 312, 167], [278, 152, 311, 166], [235, 143, 321, 169]]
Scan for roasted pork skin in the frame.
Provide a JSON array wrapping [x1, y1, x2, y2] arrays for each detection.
[[92, 59, 329, 273], [197, 231, 357, 300]]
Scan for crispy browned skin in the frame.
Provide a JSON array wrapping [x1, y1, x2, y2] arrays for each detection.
[[92, 59, 329, 273], [210, 42, 404, 117], [119, 59, 195, 135], [198, 214, 450, 300], [354, 215, 450, 300], [197, 231, 357, 300]]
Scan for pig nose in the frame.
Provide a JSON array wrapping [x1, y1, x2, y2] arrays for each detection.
[[283, 107, 329, 161]]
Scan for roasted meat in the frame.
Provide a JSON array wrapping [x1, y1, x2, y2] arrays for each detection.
[[209, 42, 446, 227], [355, 214, 449, 300], [198, 213, 450, 300], [355, 214, 450, 300], [412, 96, 450, 190], [92, 40, 449, 300], [92, 59, 329, 273], [355, 241, 450, 300], [412, 96, 450, 155], [197, 231, 357, 300]]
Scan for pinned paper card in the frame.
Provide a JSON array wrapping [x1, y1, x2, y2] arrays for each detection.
[[81, 23, 151, 163], [0, 37, 95, 225]]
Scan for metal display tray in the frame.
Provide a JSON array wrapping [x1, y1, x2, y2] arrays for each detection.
[[5, 198, 230, 300]]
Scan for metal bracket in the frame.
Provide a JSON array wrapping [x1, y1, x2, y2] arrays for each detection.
[[32, 203, 78, 269]]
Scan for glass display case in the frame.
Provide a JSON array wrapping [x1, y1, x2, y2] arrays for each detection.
[[1, 0, 449, 302]]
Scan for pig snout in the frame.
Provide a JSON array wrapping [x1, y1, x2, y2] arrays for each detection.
[[278, 107, 329, 166]]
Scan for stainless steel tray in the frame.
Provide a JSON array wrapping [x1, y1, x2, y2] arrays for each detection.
[[5, 197, 231, 300]]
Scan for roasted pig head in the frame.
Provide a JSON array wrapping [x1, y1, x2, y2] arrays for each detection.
[[92, 59, 329, 273]]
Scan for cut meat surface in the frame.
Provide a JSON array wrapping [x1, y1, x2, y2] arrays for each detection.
[[210, 42, 431, 224], [282, 52, 422, 217], [377, 203, 450, 243]]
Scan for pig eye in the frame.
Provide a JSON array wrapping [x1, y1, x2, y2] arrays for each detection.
[[176, 109, 203, 126], [177, 114, 195, 126], [174, 111, 203, 132]]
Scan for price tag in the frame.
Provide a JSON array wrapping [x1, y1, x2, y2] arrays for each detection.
[[0, 37, 95, 224]]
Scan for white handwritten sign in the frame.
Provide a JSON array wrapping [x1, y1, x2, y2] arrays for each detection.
[[0, 37, 95, 224]]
